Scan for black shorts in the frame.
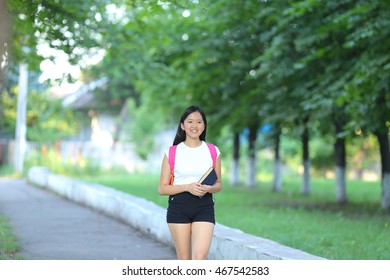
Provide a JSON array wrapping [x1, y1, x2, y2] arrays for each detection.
[[166, 192, 215, 224]]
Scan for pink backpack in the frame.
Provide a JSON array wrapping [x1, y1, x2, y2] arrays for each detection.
[[168, 143, 217, 185]]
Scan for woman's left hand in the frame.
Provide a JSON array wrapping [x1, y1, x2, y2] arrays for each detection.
[[194, 183, 206, 197], [197, 183, 212, 195]]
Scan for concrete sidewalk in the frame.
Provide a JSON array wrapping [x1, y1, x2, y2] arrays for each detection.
[[0, 178, 176, 260]]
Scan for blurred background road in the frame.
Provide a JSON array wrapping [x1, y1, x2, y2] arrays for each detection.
[[0, 178, 176, 260]]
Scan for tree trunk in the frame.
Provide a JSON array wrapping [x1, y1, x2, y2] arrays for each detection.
[[113, 100, 129, 144], [301, 121, 311, 195], [229, 132, 240, 186], [352, 146, 365, 180], [375, 131, 390, 210], [246, 125, 257, 188], [273, 129, 282, 192], [334, 119, 347, 204]]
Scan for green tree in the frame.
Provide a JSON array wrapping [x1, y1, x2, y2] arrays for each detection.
[[1, 89, 81, 141], [3, 0, 113, 72], [122, 99, 168, 160], [283, 0, 390, 208], [1, 0, 119, 143]]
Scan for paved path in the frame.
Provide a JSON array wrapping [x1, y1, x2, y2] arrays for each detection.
[[0, 178, 176, 260]]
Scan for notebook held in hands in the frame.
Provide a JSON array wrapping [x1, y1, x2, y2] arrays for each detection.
[[198, 167, 218, 186]]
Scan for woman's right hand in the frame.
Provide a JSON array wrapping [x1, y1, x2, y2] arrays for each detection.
[[188, 182, 207, 197]]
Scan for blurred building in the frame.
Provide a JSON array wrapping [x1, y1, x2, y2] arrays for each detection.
[[60, 78, 146, 172]]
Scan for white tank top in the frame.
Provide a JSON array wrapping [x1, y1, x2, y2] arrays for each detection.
[[165, 141, 220, 185]]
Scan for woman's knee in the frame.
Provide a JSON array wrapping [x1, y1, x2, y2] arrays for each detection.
[[192, 252, 208, 260], [176, 250, 191, 260]]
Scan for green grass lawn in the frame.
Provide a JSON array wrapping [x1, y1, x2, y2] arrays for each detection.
[[81, 173, 390, 260], [0, 167, 21, 260], [0, 216, 21, 260]]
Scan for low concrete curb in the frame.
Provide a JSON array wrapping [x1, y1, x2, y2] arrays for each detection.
[[28, 166, 324, 260]]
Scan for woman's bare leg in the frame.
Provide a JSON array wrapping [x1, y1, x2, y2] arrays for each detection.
[[168, 223, 192, 260], [191, 222, 215, 260]]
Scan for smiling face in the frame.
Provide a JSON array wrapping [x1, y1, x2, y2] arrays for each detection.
[[180, 111, 205, 140]]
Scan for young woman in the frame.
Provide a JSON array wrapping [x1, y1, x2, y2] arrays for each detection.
[[158, 105, 222, 260]]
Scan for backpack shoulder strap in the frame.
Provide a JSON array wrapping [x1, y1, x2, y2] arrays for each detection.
[[169, 144, 216, 184], [168, 145, 177, 170], [207, 143, 217, 168], [168, 145, 177, 185]]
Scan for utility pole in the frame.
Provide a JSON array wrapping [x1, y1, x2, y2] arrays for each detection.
[[14, 63, 28, 173]]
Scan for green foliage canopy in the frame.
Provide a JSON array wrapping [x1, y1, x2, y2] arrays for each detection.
[[0, 88, 81, 141]]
